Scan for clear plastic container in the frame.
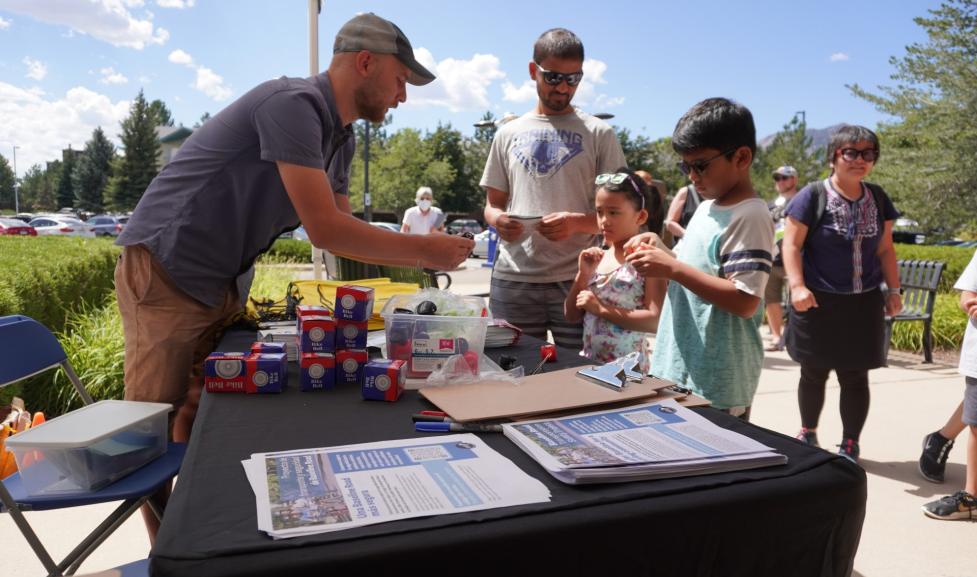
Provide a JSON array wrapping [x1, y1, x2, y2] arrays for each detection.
[[5, 400, 171, 496], [380, 294, 491, 378]]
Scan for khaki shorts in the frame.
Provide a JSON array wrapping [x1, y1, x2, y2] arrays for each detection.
[[764, 264, 787, 304], [115, 245, 240, 422]]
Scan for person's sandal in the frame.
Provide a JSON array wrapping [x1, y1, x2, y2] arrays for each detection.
[[764, 339, 783, 352]]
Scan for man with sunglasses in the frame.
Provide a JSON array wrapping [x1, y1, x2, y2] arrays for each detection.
[[480, 28, 626, 349], [764, 165, 800, 351]]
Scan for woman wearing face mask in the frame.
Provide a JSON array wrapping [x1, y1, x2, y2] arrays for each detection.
[[401, 186, 445, 235]]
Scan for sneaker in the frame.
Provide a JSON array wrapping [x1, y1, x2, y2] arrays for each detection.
[[764, 339, 784, 352], [922, 491, 977, 521], [796, 428, 819, 447], [837, 438, 860, 463], [919, 431, 954, 483]]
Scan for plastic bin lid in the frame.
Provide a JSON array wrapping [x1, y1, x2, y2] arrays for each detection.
[[4, 400, 172, 449]]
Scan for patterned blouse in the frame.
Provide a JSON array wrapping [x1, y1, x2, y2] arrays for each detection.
[[581, 261, 651, 372]]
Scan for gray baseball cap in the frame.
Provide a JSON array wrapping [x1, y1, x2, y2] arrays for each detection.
[[333, 13, 436, 86], [772, 165, 798, 177]]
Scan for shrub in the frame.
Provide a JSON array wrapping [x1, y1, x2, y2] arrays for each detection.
[[890, 292, 968, 354], [259, 239, 312, 264], [0, 237, 120, 332], [894, 244, 975, 294]]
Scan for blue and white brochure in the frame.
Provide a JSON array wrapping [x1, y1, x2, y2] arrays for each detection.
[[242, 434, 550, 539]]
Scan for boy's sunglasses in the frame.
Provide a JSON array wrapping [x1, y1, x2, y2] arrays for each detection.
[[838, 148, 879, 163], [595, 173, 645, 210], [676, 148, 737, 177], [534, 62, 584, 86]]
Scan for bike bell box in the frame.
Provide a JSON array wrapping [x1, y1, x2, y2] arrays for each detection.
[[380, 294, 491, 379], [5, 400, 171, 496]]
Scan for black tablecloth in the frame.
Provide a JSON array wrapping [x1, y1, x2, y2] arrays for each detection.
[[151, 332, 865, 577]]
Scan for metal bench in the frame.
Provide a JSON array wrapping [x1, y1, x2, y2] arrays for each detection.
[[884, 259, 945, 363]]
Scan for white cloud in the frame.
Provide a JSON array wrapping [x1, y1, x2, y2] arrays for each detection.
[[194, 66, 231, 101], [0, 81, 130, 176], [167, 48, 230, 101], [0, 16, 11, 29], [99, 66, 128, 84], [502, 58, 624, 111], [830, 52, 850, 62], [407, 48, 506, 112], [168, 49, 194, 66], [138, 74, 152, 84], [502, 80, 536, 103], [156, 0, 195, 8], [0, 0, 169, 49], [23, 57, 47, 81]]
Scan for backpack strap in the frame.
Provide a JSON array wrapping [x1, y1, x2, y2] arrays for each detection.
[[812, 179, 828, 226], [814, 179, 888, 229]]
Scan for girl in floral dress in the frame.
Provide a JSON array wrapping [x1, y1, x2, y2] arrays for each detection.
[[564, 167, 667, 372]]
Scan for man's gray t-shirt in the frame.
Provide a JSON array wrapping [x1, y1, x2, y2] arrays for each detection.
[[480, 109, 626, 282], [118, 73, 354, 308]]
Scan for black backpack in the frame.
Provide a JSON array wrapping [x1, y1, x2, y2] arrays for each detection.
[[809, 180, 887, 230]]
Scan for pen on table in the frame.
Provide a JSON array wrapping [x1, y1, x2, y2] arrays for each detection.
[[412, 413, 454, 423], [415, 422, 503, 433], [419, 410, 448, 417]]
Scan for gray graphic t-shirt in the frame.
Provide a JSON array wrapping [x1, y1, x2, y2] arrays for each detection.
[[480, 109, 626, 282]]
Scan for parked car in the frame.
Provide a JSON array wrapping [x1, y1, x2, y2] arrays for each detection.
[[27, 216, 95, 237], [471, 229, 491, 258], [0, 217, 37, 236], [371, 221, 401, 233], [87, 214, 127, 237], [446, 219, 483, 235], [892, 217, 926, 245], [11, 213, 35, 223]]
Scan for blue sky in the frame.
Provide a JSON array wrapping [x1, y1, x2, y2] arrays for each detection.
[[0, 0, 942, 177]]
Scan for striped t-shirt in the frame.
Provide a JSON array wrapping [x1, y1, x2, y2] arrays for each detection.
[[650, 197, 774, 409]]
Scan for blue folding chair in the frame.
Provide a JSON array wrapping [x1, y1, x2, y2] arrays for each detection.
[[0, 315, 186, 576]]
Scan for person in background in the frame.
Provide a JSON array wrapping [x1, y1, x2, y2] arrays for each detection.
[[634, 170, 668, 237], [782, 125, 901, 463], [114, 13, 472, 542], [401, 186, 445, 234], [764, 165, 800, 351], [481, 28, 627, 349], [626, 98, 773, 421], [920, 248, 977, 520], [565, 168, 667, 372], [663, 180, 702, 245]]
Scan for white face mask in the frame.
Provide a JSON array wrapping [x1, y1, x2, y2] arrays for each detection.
[[417, 199, 432, 211]]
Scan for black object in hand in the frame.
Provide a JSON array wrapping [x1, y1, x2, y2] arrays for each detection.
[[415, 301, 438, 315], [393, 307, 414, 315]]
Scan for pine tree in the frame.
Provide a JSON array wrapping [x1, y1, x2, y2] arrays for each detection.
[[37, 161, 61, 212], [148, 99, 174, 127], [57, 147, 77, 209], [0, 155, 14, 211], [73, 127, 116, 213], [113, 90, 162, 211]]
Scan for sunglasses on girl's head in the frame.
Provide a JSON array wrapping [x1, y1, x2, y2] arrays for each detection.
[[676, 148, 737, 177], [595, 173, 645, 210], [838, 148, 879, 163], [534, 62, 584, 86]]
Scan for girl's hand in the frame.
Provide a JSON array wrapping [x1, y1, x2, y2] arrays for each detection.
[[576, 290, 601, 314], [577, 247, 603, 278], [790, 285, 818, 312], [623, 232, 659, 254], [885, 292, 903, 317], [964, 296, 977, 319], [625, 245, 675, 278]]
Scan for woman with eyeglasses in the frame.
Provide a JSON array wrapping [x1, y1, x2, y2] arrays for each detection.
[[781, 124, 902, 463]]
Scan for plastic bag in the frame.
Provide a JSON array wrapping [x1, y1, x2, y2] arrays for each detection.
[[424, 352, 524, 387], [392, 288, 488, 318]]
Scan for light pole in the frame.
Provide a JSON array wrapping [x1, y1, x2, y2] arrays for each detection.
[[12, 145, 19, 214], [795, 110, 806, 125], [594, 112, 615, 121], [363, 120, 371, 221]]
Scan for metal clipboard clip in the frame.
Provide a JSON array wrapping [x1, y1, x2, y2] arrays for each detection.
[[575, 352, 645, 391]]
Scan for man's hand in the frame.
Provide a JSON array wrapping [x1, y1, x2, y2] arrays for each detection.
[[885, 293, 903, 317], [963, 296, 977, 319], [790, 285, 818, 312], [494, 213, 525, 243], [538, 212, 574, 241], [576, 289, 601, 314], [623, 232, 661, 254], [625, 245, 676, 278], [577, 247, 603, 279], [420, 233, 475, 270]]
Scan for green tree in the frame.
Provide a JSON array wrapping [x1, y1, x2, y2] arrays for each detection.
[[109, 90, 161, 211], [615, 127, 652, 171], [73, 127, 116, 213], [849, 0, 977, 235], [36, 160, 61, 212], [57, 147, 77, 209], [427, 123, 478, 213], [193, 112, 211, 128], [0, 155, 14, 211], [751, 115, 826, 200], [473, 110, 498, 143], [148, 99, 174, 127], [16, 164, 44, 211]]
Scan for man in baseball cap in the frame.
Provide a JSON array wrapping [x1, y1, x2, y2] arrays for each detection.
[[115, 12, 468, 542], [334, 12, 435, 86], [764, 165, 800, 350]]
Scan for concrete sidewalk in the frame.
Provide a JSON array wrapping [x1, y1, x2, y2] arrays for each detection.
[[4, 259, 974, 576]]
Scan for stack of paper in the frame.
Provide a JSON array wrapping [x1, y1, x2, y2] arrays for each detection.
[[258, 321, 298, 361], [241, 434, 551, 539], [503, 399, 787, 484], [485, 319, 522, 348]]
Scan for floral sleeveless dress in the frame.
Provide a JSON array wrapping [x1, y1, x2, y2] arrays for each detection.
[[581, 261, 651, 372]]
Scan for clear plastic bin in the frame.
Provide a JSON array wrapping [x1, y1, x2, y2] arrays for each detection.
[[380, 294, 491, 378], [5, 400, 171, 496]]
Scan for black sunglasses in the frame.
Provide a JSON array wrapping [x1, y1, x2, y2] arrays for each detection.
[[773, 174, 794, 182], [534, 62, 584, 86], [676, 148, 737, 177], [839, 148, 879, 163]]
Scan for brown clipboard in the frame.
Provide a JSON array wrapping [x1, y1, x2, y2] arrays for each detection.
[[418, 366, 692, 422]]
